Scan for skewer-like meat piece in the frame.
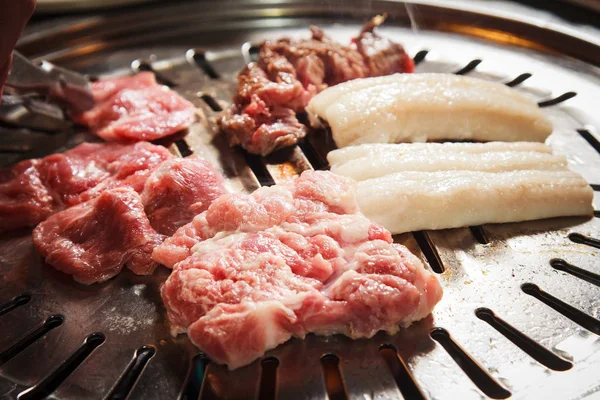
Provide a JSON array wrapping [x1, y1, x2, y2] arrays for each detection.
[[307, 73, 553, 148]]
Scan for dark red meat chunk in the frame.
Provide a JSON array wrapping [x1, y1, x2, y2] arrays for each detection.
[[33, 188, 164, 284], [219, 16, 414, 156]]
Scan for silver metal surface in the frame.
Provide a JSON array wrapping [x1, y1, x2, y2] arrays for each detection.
[[1, 1, 600, 399]]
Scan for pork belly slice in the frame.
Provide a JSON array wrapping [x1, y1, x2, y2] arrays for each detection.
[[356, 170, 593, 234], [73, 73, 196, 142], [159, 170, 442, 369], [328, 142, 565, 181], [0, 142, 172, 233], [219, 16, 414, 156], [141, 156, 227, 236], [328, 142, 592, 233], [152, 170, 359, 268], [33, 188, 164, 284], [306, 73, 553, 148]]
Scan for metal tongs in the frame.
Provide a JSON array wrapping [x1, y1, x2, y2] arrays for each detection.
[[1, 51, 95, 132]]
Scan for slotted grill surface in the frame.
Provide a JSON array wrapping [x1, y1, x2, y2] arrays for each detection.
[[1, 2, 600, 399]]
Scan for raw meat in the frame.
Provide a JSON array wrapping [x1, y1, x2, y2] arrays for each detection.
[[74, 73, 197, 142], [141, 157, 227, 236], [152, 169, 359, 268], [219, 15, 414, 156], [328, 142, 565, 181], [159, 171, 442, 369], [0, 160, 55, 233], [307, 73, 553, 148], [33, 188, 164, 284], [329, 142, 593, 234], [0, 142, 172, 233]]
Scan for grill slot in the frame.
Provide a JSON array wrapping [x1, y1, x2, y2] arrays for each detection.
[[577, 129, 600, 154], [200, 94, 223, 112], [568, 233, 600, 249], [257, 357, 279, 400], [430, 328, 511, 399], [379, 344, 426, 400], [413, 50, 429, 65], [550, 259, 600, 287], [180, 354, 208, 400], [105, 346, 156, 400], [0, 316, 63, 367], [18, 333, 105, 400], [454, 59, 482, 75], [412, 231, 445, 273], [505, 73, 533, 87], [131, 59, 177, 87], [175, 139, 193, 157], [475, 308, 572, 371], [0, 294, 31, 317], [469, 226, 490, 245], [538, 92, 577, 107], [521, 283, 600, 335], [320, 354, 348, 400], [189, 50, 220, 80]]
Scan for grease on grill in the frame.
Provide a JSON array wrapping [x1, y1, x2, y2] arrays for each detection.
[[521, 283, 600, 335], [0, 294, 31, 317], [18, 332, 105, 400], [320, 354, 348, 400], [188, 49, 220, 79], [469, 226, 490, 244], [537, 92, 577, 107], [430, 328, 511, 399], [0, 315, 64, 366], [379, 344, 426, 400], [568, 233, 600, 249], [577, 129, 600, 154], [258, 357, 279, 400], [550, 259, 600, 287], [454, 59, 482, 75], [475, 308, 572, 371], [505, 73, 533, 87], [413, 231, 445, 273], [106, 345, 156, 400]]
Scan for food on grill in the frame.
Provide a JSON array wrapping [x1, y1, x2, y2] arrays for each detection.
[[33, 188, 164, 284], [159, 170, 442, 369], [307, 73, 553, 148], [328, 142, 564, 181], [152, 167, 359, 268], [142, 157, 227, 236], [73, 72, 196, 142], [329, 142, 593, 234], [0, 142, 172, 233], [31, 154, 226, 283], [218, 15, 414, 156]]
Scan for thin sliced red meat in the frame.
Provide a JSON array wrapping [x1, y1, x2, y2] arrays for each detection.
[[75, 85, 196, 142], [33, 188, 164, 284], [89, 71, 157, 103], [0, 160, 56, 233], [0, 142, 172, 232], [159, 171, 442, 369], [141, 156, 227, 236]]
